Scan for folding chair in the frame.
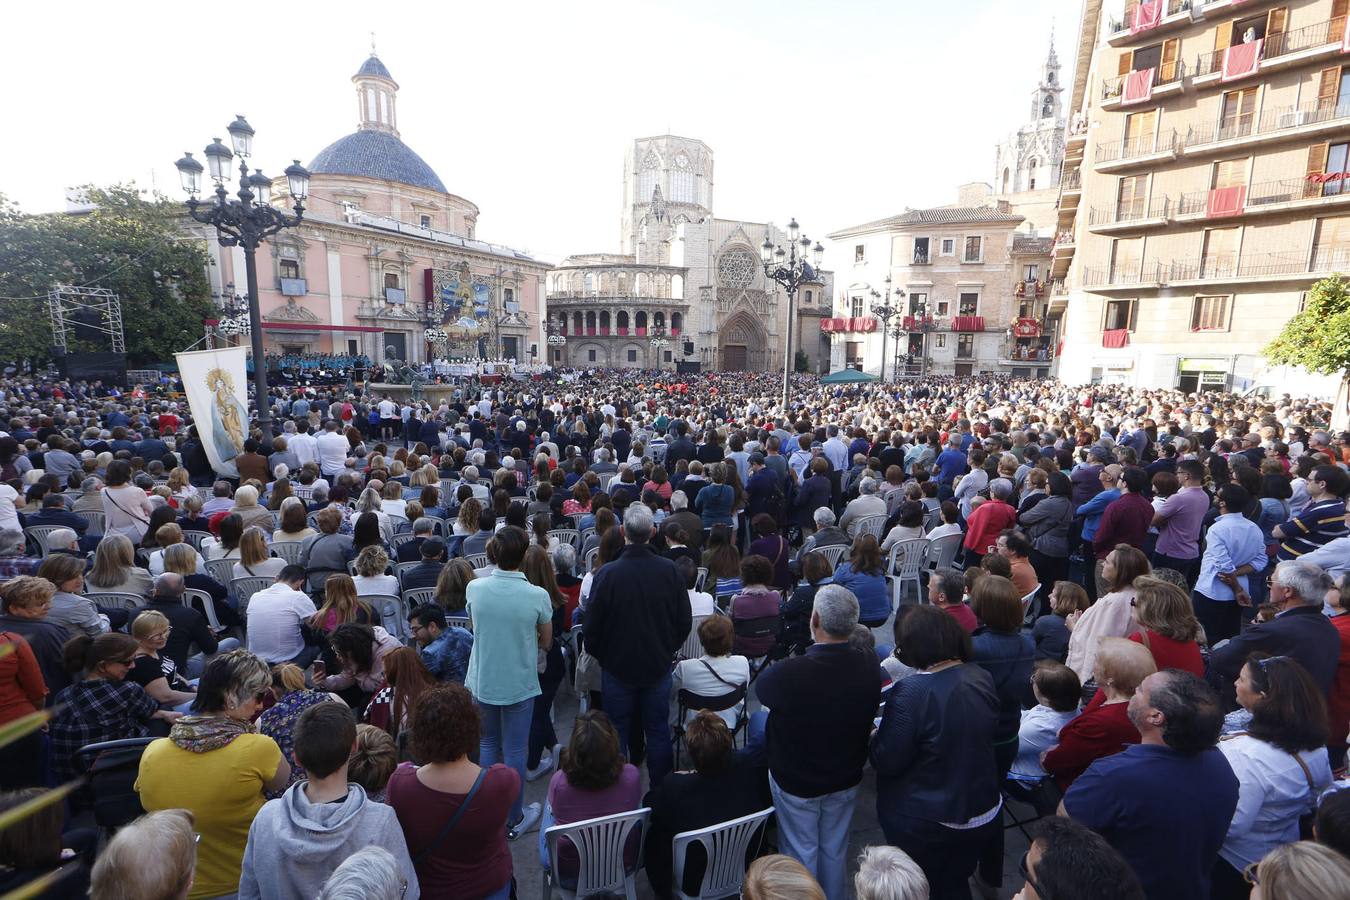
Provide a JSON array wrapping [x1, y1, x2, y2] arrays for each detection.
[[694, 567, 709, 594], [549, 529, 582, 552], [403, 586, 437, 610], [389, 533, 419, 553], [77, 511, 106, 535], [73, 737, 156, 834], [541, 807, 651, 900], [465, 554, 489, 570], [670, 808, 775, 900], [369, 594, 411, 641], [678, 614, 711, 661]]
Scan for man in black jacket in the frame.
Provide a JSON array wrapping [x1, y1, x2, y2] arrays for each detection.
[[396, 518, 435, 563], [1208, 559, 1340, 704], [754, 584, 880, 900], [585, 504, 691, 787], [128, 573, 237, 674], [401, 538, 447, 591], [664, 422, 697, 470]]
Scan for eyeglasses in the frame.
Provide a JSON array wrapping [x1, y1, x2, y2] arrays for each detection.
[[1243, 861, 1260, 886], [1019, 851, 1043, 896]]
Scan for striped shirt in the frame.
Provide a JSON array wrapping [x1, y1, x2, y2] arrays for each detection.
[[1277, 498, 1348, 560]]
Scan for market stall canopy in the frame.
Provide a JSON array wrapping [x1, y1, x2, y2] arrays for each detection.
[[820, 368, 878, 384]]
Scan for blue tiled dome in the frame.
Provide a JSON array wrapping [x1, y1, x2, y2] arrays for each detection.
[[356, 55, 393, 80], [308, 130, 447, 193]]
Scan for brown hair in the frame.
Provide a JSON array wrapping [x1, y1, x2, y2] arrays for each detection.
[[970, 574, 1024, 633], [409, 684, 480, 762], [560, 710, 625, 791], [315, 506, 343, 534], [1106, 544, 1152, 593], [1, 576, 56, 612], [800, 551, 832, 585], [1132, 576, 1203, 642], [383, 647, 436, 739], [685, 710, 735, 775], [0, 786, 63, 868], [1050, 581, 1089, 617], [697, 614, 734, 656], [848, 533, 883, 576], [349, 724, 398, 797], [307, 575, 371, 632]]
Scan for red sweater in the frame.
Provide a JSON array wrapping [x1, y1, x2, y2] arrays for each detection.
[[1092, 491, 1155, 559], [0, 632, 46, 725], [963, 500, 1017, 554], [1330, 613, 1350, 750], [1042, 696, 1140, 791]]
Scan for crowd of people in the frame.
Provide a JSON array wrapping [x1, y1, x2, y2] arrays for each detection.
[[4, 366, 1350, 899]]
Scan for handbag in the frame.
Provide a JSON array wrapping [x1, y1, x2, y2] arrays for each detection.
[[411, 766, 487, 866]]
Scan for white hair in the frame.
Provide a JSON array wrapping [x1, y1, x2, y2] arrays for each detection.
[[859, 477, 878, 495], [813, 506, 837, 527], [1274, 560, 1333, 605], [318, 847, 404, 900], [854, 846, 929, 900], [46, 528, 79, 550], [670, 490, 688, 511], [813, 584, 860, 638], [623, 503, 654, 543]]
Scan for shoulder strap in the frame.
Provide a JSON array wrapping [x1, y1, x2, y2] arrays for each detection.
[[412, 765, 488, 866], [1292, 750, 1317, 797], [699, 658, 741, 689]]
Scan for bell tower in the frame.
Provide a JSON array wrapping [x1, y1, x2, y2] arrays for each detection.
[[353, 45, 399, 137], [1031, 30, 1063, 122]]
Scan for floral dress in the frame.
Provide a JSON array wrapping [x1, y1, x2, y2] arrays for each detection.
[[257, 689, 333, 789]]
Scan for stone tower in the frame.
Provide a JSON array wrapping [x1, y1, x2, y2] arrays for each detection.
[[620, 135, 714, 263], [993, 34, 1066, 197]]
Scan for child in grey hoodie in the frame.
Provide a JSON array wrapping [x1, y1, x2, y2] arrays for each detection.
[[239, 702, 420, 900]]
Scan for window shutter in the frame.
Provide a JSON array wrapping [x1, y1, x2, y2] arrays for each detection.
[[1128, 299, 1139, 332], [1319, 67, 1341, 109], [1308, 142, 1330, 183], [1161, 39, 1179, 80], [1214, 22, 1232, 53], [1191, 298, 1203, 331], [1266, 7, 1287, 40], [1335, 0, 1349, 38], [1119, 52, 1134, 77]]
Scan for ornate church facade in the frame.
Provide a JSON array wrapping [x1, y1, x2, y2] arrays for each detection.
[[545, 135, 831, 372], [185, 52, 548, 367]]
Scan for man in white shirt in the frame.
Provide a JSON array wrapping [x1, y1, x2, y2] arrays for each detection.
[[288, 422, 319, 469], [0, 483, 20, 532], [246, 565, 318, 666], [315, 421, 350, 480]]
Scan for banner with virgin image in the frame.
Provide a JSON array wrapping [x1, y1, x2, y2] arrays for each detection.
[[174, 346, 250, 478]]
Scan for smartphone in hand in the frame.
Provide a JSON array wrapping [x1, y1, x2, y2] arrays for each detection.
[[311, 660, 326, 679]]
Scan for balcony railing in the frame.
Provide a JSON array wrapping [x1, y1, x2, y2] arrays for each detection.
[[912, 250, 932, 265], [1087, 196, 1172, 226], [384, 287, 406, 304], [1101, 62, 1186, 102], [1193, 19, 1339, 79], [1049, 278, 1069, 296], [1095, 129, 1178, 164], [1061, 170, 1083, 191], [1083, 263, 1164, 287], [1110, 0, 1189, 33], [1311, 247, 1350, 271], [1181, 99, 1350, 151], [1175, 177, 1336, 216], [1003, 341, 1055, 363]]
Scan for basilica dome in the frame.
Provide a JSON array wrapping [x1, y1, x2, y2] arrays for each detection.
[[307, 54, 448, 195]]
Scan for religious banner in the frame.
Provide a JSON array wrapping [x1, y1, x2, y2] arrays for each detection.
[[174, 345, 249, 478]]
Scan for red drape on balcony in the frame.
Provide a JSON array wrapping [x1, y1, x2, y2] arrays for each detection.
[[1122, 68, 1155, 106], [1130, 0, 1162, 35], [852, 317, 877, 332], [1206, 186, 1247, 218], [1012, 318, 1041, 337], [1221, 40, 1262, 82], [953, 316, 985, 332], [671, 327, 680, 336], [1102, 329, 1131, 348], [637, 327, 647, 336], [617, 327, 628, 336]]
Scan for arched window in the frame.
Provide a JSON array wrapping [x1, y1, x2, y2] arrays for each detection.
[[672, 273, 684, 300], [599, 310, 611, 334], [585, 311, 597, 335], [617, 310, 629, 333], [803, 290, 813, 305], [573, 311, 583, 333], [583, 272, 594, 292], [671, 312, 683, 334], [653, 311, 665, 329], [635, 311, 648, 333], [1028, 157, 1039, 171]]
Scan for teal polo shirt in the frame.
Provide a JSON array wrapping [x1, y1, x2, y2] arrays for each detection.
[[464, 569, 553, 705]]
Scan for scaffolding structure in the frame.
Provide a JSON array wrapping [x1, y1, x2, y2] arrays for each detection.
[[47, 285, 125, 354]]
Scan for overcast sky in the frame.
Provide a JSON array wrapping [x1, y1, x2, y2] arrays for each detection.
[[3, 0, 1074, 263]]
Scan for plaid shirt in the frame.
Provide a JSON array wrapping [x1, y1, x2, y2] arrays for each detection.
[[49, 679, 157, 781], [0, 554, 40, 580]]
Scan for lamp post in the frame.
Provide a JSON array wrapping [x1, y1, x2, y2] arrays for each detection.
[[913, 298, 936, 378], [760, 219, 824, 413], [175, 117, 310, 442], [546, 321, 566, 368], [649, 326, 671, 371], [889, 320, 907, 379], [870, 275, 906, 383]]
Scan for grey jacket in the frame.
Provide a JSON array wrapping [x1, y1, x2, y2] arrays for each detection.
[[238, 781, 419, 900], [1017, 495, 1074, 558]]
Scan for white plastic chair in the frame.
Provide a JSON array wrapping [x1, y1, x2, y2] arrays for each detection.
[[584, 548, 600, 573], [694, 567, 708, 594], [670, 807, 775, 900], [550, 529, 582, 551], [1021, 583, 1042, 620], [230, 576, 273, 619], [76, 511, 106, 534], [206, 558, 237, 588], [678, 614, 710, 661], [887, 538, 929, 608], [816, 544, 848, 570], [541, 807, 651, 900], [369, 594, 410, 641], [853, 514, 887, 540], [465, 554, 489, 570], [23, 525, 63, 558], [183, 587, 223, 630], [85, 592, 145, 612], [403, 586, 437, 610], [925, 533, 964, 574], [446, 614, 472, 631], [181, 530, 212, 553], [269, 541, 304, 564]]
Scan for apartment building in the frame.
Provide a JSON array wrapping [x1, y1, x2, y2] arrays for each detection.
[[826, 189, 1057, 379], [1054, 0, 1349, 393]]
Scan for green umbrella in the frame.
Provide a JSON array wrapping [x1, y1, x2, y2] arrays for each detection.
[[819, 368, 879, 384]]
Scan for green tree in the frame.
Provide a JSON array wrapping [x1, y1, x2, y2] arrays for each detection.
[[1264, 274, 1350, 428], [0, 185, 214, 368], [795, 349, 810, 373]]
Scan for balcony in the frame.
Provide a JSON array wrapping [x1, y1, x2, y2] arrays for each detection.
[[1172, 177, 1350, 222], [1085, 248, 1348, 293], [1107, 0, 1192, 45], [1180, 100, 1350, 159], [1193, 19, 1340, 84], [1094, 130, 1179, 171], [1082, 263, 1166, 291], [911, 251, 932, 265], [952, 315, 985, 332], [1087, 196, 1173, 231], [279, 277, 307, 296], [1101, 62, 1186, 108], [1000, 341, 1055, 365], [1061, 170, 1082, 193]]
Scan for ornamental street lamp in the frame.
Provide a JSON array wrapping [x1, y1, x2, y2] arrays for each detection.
[[760, 218, 824, 412], [870, 275, 906, 383], [175, 116, 310, 441], [649, 327, 671, 370], [546, 321, 566, 367], [913, 297, 937, 378]]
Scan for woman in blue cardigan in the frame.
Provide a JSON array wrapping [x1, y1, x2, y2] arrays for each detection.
[[831, 534, 890, 627]]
